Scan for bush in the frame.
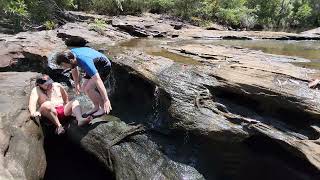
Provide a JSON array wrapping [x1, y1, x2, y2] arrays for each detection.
[[149, 0, 175, 14], [292, 2, 312, 26], [1, 0, 320, 32], [89, 18, 107, 34], [90, 0, 117, 15], [44, 20, 57, 30], [216, 6, 256, 28], [91, 0, 148, 15]]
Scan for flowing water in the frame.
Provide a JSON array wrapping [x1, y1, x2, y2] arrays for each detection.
[[110, 38, 320, 179], [43, 37, 320, 180]]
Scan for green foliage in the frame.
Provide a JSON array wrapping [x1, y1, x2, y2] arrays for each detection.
[[1, 0, 29, 31], [120, 0, 149, 15], [90, 0, 148, 15], [44, 20, 57, 30], [55, 0, 75, 9], [292, 1, 312, 26], [1, 0, 75, 32], [215, 0, 256, 28], [5, 0, 28, 16], [247, 0, 280, 27], [308, 0, 320, 26], [296, 3, 312, 20], [1, 0, 320, 32], [89, 18, 107, 34], [219, 0, 247, 9], [90, 0, 118, 15], [216, 6, 256, 28], [149, 0, 175, 13]]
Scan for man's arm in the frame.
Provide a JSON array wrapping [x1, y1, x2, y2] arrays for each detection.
[[59, 84, 69, 105], [309, 78, 320, 88], [71, 67, 81, 94], [28, 88, 39, 117], [92, 74, 112, 113]]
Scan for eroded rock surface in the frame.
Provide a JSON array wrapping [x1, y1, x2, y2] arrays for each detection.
[[2, 11, 320, 179], [57, 22, 132, 46], [110, 43, 320, 175], [0, 72, 46, 180], [301, 27, 320, 36], [67, 120, 204, 180], [177, 28, 320, 40], [111, 14, 184, 38], [0, 31, 66, 71], [66, 11, 320, 40]]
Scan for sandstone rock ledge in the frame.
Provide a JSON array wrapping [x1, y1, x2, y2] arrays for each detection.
[[0, 72, 46, 180], [110, 42, 320, 176]]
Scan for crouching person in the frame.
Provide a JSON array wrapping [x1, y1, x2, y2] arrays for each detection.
[[28, 74, 92, 135]]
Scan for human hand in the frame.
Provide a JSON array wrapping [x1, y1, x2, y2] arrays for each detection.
[[308, 79, 320, 88], [31, 111, 41, 118], [103, 99, 112, 114]]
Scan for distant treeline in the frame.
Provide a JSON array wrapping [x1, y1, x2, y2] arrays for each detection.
[[1, 0, 320, 32]]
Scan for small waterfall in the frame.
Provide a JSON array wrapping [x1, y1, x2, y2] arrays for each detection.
[[105, 69, 116, 98], [148, 85, 161, 129]]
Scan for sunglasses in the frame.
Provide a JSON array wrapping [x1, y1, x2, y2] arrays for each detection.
[[37, 78, 54, 86]]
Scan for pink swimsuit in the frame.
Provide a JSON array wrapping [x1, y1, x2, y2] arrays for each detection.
[[55, 105, 65, 120]]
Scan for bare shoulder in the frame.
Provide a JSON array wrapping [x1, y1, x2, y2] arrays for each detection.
[[30, 86, 44, 97], [53, 82, 63, 88], [31, 86, 40, 94]]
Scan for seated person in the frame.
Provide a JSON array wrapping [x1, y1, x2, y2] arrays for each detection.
[[28, 74, 92, 135]]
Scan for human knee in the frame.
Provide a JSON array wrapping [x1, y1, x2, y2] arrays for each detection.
[[39, 102, 51, 111], [39, 102, 54, 113], [72, 100, 80, 107]]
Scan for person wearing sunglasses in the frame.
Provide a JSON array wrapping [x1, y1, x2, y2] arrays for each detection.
[[28, 74, 92, 135]]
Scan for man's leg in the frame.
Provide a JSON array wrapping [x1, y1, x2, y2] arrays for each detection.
[[64, 100, 92, 126], [92, 64, 112, 116], [84, 78, 104, 114], [39, 101, 65, 134], [81, 78, 89, 93], [83, 78, 100, 114]]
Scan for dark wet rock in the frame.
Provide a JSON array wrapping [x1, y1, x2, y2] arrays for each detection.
[[222, 36, 253, 40], [273, 36, 320, 40], [66, 120, 204, 180], [57, 22, 132, 46], [0, 72, 46, 180], [109, 43, 320, 174], [170, 22, 184, 30]]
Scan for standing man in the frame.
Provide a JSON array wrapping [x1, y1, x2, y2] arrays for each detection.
[[29, 74, 92, 135], [55, 47, 112, 118]]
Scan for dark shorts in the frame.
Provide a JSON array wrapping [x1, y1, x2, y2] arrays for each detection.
[[84, 57, 111, 82]]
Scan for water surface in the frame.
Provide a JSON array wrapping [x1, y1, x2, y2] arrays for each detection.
[[116, 38, 320, 69]]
